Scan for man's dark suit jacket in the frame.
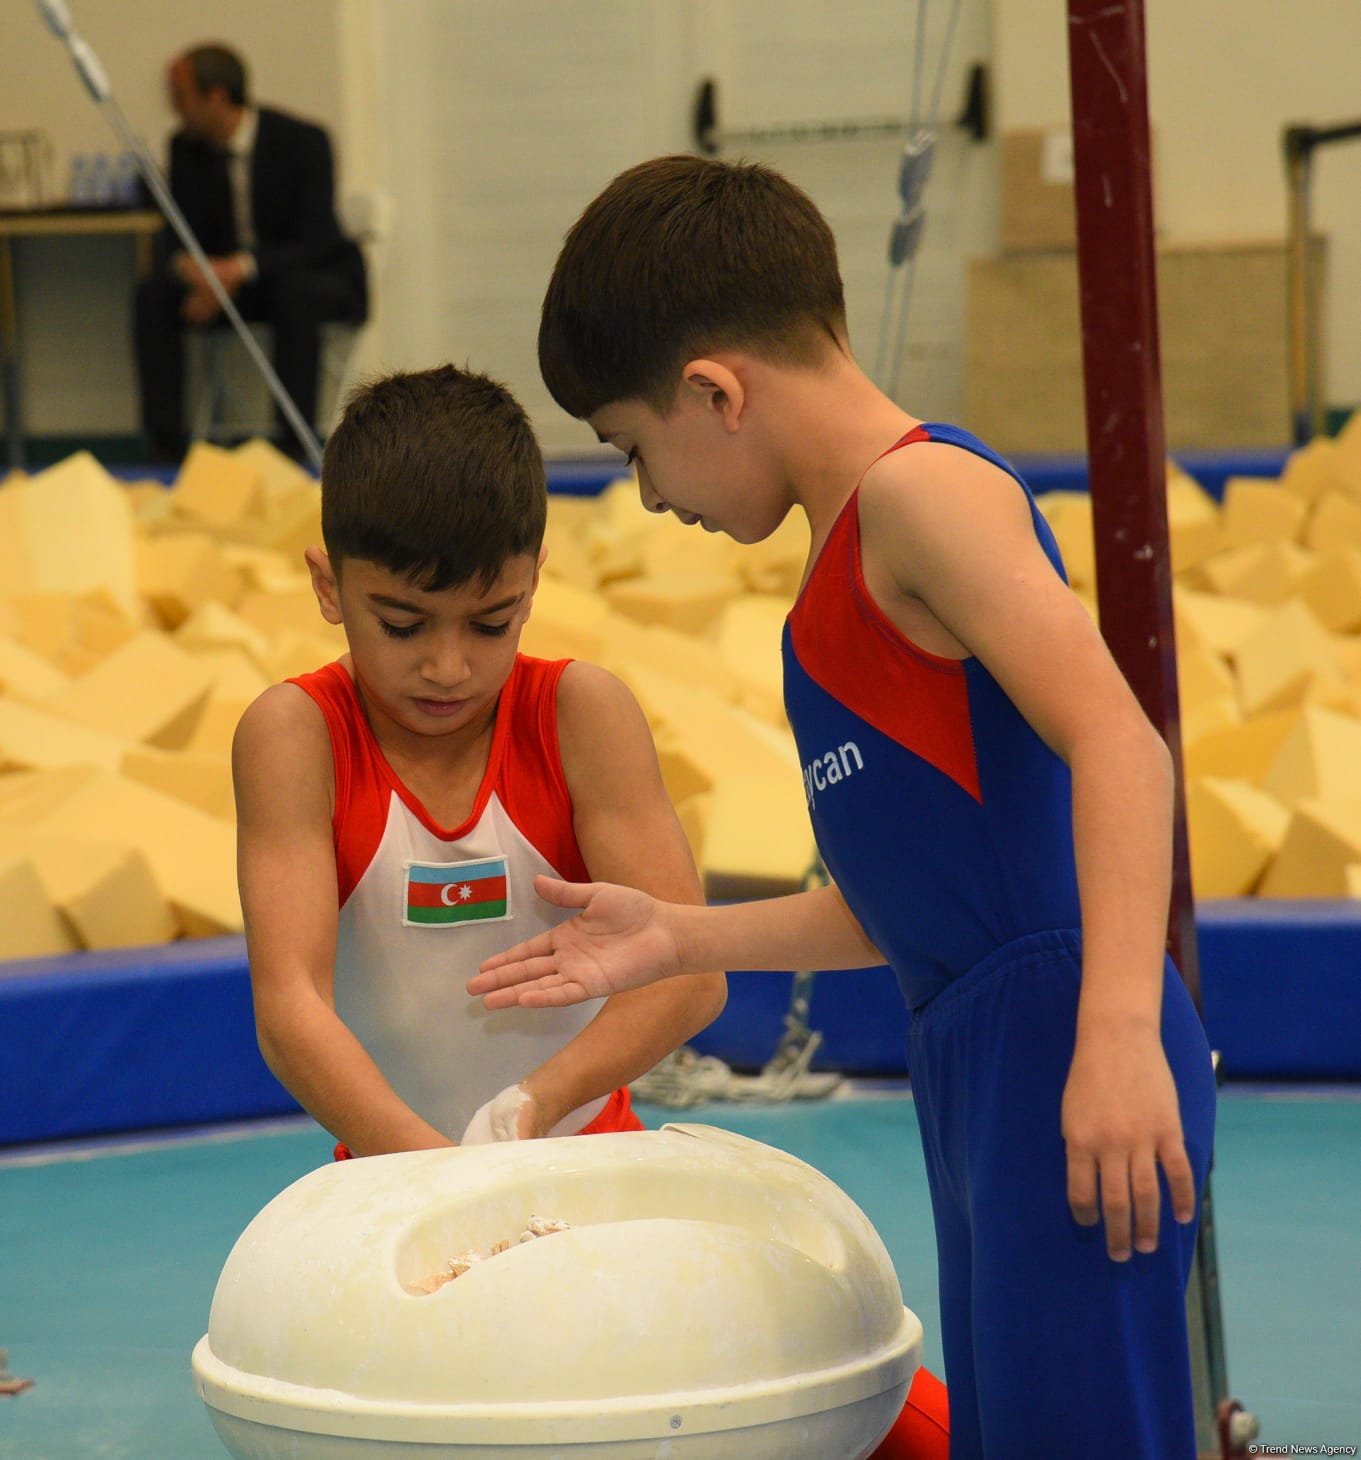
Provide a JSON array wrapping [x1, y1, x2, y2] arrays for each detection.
[[160, 105, 366, 318]]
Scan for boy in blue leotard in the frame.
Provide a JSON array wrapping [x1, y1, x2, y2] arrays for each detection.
[[469, 156, 1216, 1459]]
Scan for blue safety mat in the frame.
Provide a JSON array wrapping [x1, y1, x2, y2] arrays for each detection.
[[3, 901, 1359, 1147]]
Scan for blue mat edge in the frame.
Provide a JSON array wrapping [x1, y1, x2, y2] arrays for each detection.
[[4, 901, 1359, 1147]]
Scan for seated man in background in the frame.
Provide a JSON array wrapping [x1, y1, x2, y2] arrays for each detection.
[[134, 43, 367, 462]]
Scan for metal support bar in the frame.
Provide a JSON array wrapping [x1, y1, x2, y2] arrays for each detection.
[[1064, 4, 1251, 1454]]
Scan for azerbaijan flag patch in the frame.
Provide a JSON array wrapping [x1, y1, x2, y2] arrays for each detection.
[[403, 855, 510, 927]]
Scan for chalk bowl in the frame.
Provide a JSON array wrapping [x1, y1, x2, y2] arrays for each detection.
[[192, 1123, 921, 1458]]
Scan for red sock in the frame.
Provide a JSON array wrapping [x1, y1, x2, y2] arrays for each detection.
[[869, 1366, 949, 1460]]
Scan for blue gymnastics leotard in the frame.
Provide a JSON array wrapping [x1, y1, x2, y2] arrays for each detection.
[[782, 422, 1216, 1460]]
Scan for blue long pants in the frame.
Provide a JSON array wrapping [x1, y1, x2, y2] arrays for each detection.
[[907, 929, 1217, 1459]]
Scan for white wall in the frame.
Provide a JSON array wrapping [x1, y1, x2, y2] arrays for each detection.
[[343, 0, 991, 455], [992, 0, 1361, 415], [5, 0, 1354, 449]]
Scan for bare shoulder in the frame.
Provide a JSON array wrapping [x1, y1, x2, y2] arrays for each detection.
[[234, 681, 329, 760], [861, 438, 1032, 531], [555, 661, 661, 790], [556, 660, 649, 734], [232, 682, 334, 817], [858, 438, 1039, 594]]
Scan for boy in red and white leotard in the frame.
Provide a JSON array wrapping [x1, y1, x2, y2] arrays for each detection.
[[232, 365, 727, 1157]]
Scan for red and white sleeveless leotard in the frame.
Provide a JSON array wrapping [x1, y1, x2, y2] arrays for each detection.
[[288, 654, 616, 1141]]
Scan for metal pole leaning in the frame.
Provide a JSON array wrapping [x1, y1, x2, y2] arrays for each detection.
[[32, 0, 324, 472]]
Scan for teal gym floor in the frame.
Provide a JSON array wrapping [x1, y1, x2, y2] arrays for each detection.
[[2, 1085, 1358, 1459]]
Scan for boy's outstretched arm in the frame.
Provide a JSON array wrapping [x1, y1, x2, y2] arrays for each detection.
[[233, 685, 452, 1156], [857, 443, 1198, 1260], [470, 873, 883, 1010]]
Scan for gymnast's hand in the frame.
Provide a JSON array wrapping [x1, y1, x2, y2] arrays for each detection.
[[1061, 1030, 1197, 1263], [469, 875, 681, 1009]]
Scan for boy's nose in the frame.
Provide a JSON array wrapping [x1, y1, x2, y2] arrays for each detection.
[[636, 467, 666, 514], [420, 635, 471, 689]]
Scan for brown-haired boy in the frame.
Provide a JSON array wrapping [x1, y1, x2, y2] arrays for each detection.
[[231, 364, 726, 1156], [473, 156, 1217, 1459]]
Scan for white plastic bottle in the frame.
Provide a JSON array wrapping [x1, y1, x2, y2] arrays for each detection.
[[68, 153, 91, 206]]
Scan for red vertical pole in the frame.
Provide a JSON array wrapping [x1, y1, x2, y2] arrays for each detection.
[[1065, 7, 1252, 1453], [1065, 0, 1200, 1010]]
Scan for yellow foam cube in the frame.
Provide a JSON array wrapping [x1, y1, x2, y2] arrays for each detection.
[[172, 442, 265, 527], [1038, 493, 1094, 589], [541, 518, 599, 593], [185, 698, 255, 757], [0, 853, 80, 960], [0, 640, 72, 703], [0, 486, 36, 598], [43, 631, 214, 749], [638, 526, 744, 584], [188, 647, 271, 702], [654, 739, 716, 806], [627, 671, 801, 794], [175, 602, 274, 676], [1332, 411, 1361, 497], [1303, 490, 1361, 553], [235, 585, 331, 640], [1186, 776, 1290, 898], [265, 632, 346, 682], [1173, 589, 1264, 659], [125, 480, 174, 529], [1180, 695, 1241, 748], [1258, 798, 1361, 897], [137, 531, 244, 628], [1184, 709, 1300, 786], [1281, 438, 1352, 504], [738, 511, 810, 597], [1218, 477, 1306, 549], [716, 595, 791, 704], [518, 578, 617, 662], [255, 483, 323, 559], [220, 543, 304, 594], [0, 827, 175, 950], [10, 591, 142, 677], [1261, 706, 1361, 808], [1233, 601, 1343, 717], [0, 765, 101, 822], [122, 746, 235, 821], [596, 624, 746, 707], [15, 452, 140, 617], [0, 698, 130, 772], [605, 573, 741, 636], [701, 774, 817, 899], [232, 437, 315, 506], [1346, 863, 1361, 898], [31, 771, 241, 935], [1176, 643, 1235, 714], [1296, 549, 1361, 633], [1166, 471, 1224, 575], [1200, 541, 1314, 604]]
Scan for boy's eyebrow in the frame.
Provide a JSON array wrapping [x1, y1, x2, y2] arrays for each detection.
[[367, 591, 524, 615]]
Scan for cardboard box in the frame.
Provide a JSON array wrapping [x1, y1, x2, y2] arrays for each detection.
[[965, 239, 1326, 452], [1000, 129, 1079, 251]]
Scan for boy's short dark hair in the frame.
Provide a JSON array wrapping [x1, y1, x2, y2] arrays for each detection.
[[321, 365, 547, 592], [185, 45, 249, 107], [539, 155, 847, 420]]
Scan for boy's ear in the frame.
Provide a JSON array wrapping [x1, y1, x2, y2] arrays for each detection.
[[521, 545, 548, 622], [304, 546, 344, 626], [681, 358, 745, 432]]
